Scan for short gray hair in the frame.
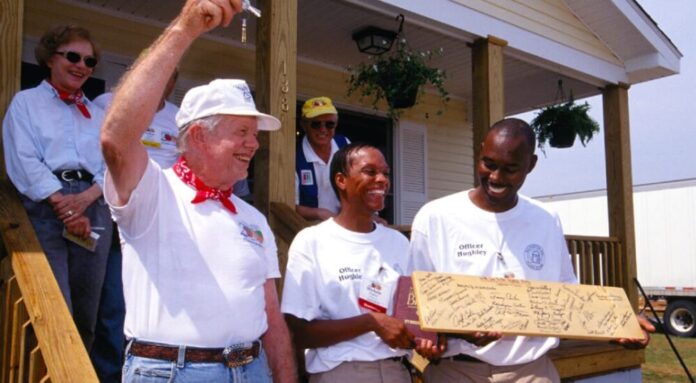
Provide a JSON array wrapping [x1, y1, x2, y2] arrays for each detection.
[[176, 114, 224, 153]]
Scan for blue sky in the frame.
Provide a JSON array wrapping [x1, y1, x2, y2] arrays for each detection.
[[520, 0, 695, 197]]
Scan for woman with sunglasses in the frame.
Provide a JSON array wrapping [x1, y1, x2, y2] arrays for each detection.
[[2, 25, 112, 352]]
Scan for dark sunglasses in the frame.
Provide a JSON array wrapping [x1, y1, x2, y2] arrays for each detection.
[[309, 120, 337, 130], [55, 51, 98, 68]]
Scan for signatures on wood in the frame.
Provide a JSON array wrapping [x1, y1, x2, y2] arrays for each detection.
[[413, 272, 641, 340]]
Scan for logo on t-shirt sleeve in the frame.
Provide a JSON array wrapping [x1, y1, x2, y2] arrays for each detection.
[[524, 244, 545, 270]]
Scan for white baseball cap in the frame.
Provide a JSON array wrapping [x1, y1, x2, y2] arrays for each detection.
[[175, 79, 281, 131]]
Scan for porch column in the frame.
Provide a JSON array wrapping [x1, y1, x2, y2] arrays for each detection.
[[603, 83, 638, 311], [254, 0, 297, 216], [471, 35, 506, 184], [0, 0, 24, 180]]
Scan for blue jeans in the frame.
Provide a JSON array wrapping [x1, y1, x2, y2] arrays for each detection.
[[21, 179, 112, 350], [122, 344, 273, 383], [91, 233, 126, 383]]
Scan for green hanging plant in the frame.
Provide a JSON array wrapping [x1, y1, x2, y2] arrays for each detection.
[[347, 37, 449, 120], [530, 81, 599, 153]]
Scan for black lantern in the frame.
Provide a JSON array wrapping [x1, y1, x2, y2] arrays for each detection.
[[352, 27, 397, 55], [352, 14, 405, 56]]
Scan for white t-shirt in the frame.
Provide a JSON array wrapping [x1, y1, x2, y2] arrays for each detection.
[[408, 190, 577, 366], [105, 160, 279, 347], [281, 218, 410, 373], [94, 93, 180, 168], [146, 101, 179, 167], [294, 136, 348, 214]]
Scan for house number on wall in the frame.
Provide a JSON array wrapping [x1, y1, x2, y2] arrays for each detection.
[[280, 60, 289, 112]]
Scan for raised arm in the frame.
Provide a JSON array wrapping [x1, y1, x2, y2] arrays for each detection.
[[100, 0, 242, 205]]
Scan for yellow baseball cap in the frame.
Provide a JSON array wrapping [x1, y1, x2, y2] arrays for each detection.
[[302, 97, 338, 119]]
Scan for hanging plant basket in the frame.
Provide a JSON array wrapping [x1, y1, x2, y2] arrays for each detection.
[[547, 117, 577, 148], [387, 86, 419, 109], [347, 15, 449, 119], [531, 80, 599, 153]]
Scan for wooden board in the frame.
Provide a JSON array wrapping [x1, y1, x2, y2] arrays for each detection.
[[411, 271, 644, 340]]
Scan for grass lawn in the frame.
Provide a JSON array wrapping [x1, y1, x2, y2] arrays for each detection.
[[643, 334, 696, 382]]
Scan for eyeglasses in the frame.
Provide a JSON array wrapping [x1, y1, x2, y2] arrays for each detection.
[[309, 120, 337, 130], [55, 51, 98, 68]]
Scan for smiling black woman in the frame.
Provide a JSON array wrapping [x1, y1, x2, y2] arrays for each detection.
[[283, 143, 440, 382]]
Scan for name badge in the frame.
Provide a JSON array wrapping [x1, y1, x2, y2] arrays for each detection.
[[300, 170, 314, 185], [358, 263, 399, 314], [141, 125, 162, 148]]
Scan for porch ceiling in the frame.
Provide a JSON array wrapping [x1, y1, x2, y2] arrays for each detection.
[[64, 0, 673, 115]]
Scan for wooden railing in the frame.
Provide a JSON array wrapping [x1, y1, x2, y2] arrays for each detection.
[[0, 179, 98, 383], [268, 202, 315, 293], [269, 202, 313, 246], [391, 230, 626, 291], [554, 233, 642, 379], [565, 235, 623, 288]]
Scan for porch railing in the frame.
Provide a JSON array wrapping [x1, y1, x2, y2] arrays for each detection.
[[395, 228, 625, 289], [0, 179, 98, 383], [565, 235, 623, 288]]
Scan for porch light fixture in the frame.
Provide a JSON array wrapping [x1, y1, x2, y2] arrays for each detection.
[[352, 14, 405, 56]]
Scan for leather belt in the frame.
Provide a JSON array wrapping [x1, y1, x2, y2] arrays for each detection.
[[387, 355, 409, 363], [129, 340, 260, 368], [452, 354, 484, 363], [54, 169, 93, 182]]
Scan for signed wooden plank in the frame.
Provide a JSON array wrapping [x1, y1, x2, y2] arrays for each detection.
[[411, 271, 644, 340]]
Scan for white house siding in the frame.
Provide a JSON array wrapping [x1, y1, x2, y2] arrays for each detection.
[[419, 100, 472, 201], [538, 180, 696, 288]]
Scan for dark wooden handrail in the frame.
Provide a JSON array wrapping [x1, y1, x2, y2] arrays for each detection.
[[0, 179, 98, 382], [269, 202, 314, 246]]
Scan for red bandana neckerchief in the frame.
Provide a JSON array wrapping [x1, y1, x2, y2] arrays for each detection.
[[49, 81, 91, 119], [173, 157, 237, 215]]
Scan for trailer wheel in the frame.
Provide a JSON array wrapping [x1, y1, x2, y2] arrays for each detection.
[[664, 300, 696, 337]]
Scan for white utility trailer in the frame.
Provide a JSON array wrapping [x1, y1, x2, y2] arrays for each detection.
[[537, 178, 696, 337]]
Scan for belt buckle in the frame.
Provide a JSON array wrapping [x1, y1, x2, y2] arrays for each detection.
[[60, 170, 81, 181], [222, 344, 254, 368], [59, 170, 73, 181]]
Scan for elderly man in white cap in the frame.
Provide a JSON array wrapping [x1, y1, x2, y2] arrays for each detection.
[[100, 1, 296, 382]]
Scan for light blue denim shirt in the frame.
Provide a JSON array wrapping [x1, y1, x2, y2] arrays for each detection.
[[2, 80, 106, 201]]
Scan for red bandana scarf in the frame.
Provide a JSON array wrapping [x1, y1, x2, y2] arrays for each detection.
[[173, 157, 237, 214], [49, 81, 91, 119]]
